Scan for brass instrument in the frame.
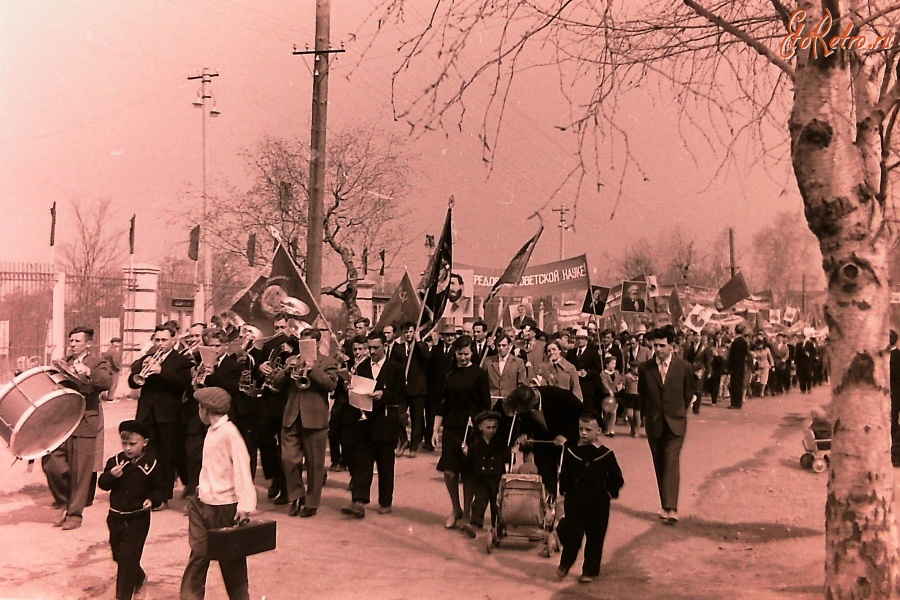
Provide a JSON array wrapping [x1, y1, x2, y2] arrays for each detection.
[[261, 351, 286, 393], [238, 353, 260, 396], [286, 356, 311, 390], [192, 364, 211, 389], [133, 349, 164, 386]]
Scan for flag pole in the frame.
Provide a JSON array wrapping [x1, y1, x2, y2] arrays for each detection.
[[407, 285, 431, 379], [480, 296, 503, 368]]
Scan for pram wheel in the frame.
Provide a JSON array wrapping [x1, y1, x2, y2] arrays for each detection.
[[812, 457, 827, 473], [800, 453, 814, 469], [485, 528, 495, 553]]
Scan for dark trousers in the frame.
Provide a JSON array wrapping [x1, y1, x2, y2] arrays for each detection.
[[108, 511, 150, 600], [557, 498, 611, 577], [647, 422, 684, 511], [728, 370, 745, 408], [397, 399, 410, 448], [351, 435, 396, 507], [408, 394, 427, 451], [42, 435, 96, 520], [534, 444, 563, 499], [232, 414, 259, 480], [141, 420, 178, 501], [469, 474, 501, 527], [258, 414, 285, 481], [892, 394, 900, 465], [180, 497, 249, 600], [798, 366, 814, 393], [327, 409, 345, 467], [281, 425, 327, 507], [183, 430, 205, 492]]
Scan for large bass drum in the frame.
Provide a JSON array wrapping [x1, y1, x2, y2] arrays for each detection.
[[0, 366, 85, 460]]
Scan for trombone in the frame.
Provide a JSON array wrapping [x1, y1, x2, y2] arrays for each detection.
[[133, 349, 164, 386]]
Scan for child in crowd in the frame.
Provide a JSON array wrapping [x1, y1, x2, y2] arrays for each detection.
[[461, 411, 510, 537], [624, 362, 642, 437], [556, 409, 624, 584], [180, 387, 256, 600], [599, 356, 625, 436], [98, 420, 164, 600]]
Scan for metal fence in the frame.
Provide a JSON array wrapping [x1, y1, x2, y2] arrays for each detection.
[[0, 263, 55, 379]]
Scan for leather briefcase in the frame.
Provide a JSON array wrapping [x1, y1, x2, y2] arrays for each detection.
[[208, 520, 277, 561]]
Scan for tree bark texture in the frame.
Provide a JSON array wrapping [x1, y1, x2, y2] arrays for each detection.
[[789, 2, 899, 597]]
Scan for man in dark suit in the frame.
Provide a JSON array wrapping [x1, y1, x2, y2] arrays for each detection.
[[398, 321, 431, 455], [599, 329, 625, 374], [425, 324, 457, 451], [472, 320, 493, 366], [638, 326, 695, 523], [383, 324, 404, 364], [130, 323, 193, 508], [273, 328, 339, 518], [682, 332, 706, 414], [342, 331, 406, 518], [43, 326, 112, 530], [566, 328, 603, 412], [512, 304, 538, 331], [726, 325, 750, 409]]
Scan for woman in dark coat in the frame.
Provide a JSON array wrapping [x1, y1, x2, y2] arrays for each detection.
[[431, 335, 491, 529]]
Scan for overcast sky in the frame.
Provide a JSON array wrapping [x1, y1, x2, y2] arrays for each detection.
[[0, 1, 801, 286]]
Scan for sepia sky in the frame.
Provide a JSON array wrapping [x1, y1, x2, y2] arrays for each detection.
[[0, 1, 802, 287]]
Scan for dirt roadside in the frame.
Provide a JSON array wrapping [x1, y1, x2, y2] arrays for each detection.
[[0, 386, 840, 599]]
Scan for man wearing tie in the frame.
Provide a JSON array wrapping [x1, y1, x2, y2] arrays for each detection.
[[399, 322, 431, 456], [383, 324, 403, 364], [638, 326, 695, 524], [486, 333, 527, 404], [472, 321, 493, 366], [566, 329, 603, 413]]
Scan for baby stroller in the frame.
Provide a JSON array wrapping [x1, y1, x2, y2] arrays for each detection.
[[799, 415, 832, 473], [485, 441, 561, 555]]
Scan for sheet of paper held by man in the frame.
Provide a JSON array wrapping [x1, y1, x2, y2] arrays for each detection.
[[348, 374, 377, 412], [198, 346, 218, 370]]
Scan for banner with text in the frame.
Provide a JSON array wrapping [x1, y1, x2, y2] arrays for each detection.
[[459, 255, 590, 297]]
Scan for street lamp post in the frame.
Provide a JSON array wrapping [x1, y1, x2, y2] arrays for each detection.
[[188, 69, 219, 323]]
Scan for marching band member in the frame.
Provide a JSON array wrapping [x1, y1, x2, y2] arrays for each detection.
[[256, 314, 297, 504], [178, 323, 206, 499], [129, 324, 193, 509], [43, 326, 112, 530], [272, 327, 339, 518]]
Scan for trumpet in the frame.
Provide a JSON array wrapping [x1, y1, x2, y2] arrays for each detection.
[[286, 356, 312, 390], [261, 353, 286, 393], [133, 349, 164, 386]]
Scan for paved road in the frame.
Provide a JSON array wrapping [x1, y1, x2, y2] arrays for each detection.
[[0, 387, 836, 599]]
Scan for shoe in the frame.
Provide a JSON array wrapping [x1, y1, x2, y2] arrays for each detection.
[[422, 444, 435, 452], [267, 480, 280, 499], [667, 511, 679, 524], [133, 574, 147, 600], [556, 565, 570, 579], [461, 522, 477, 538], [727, 406, 741, 410], [335, 464, 348, 472], [578, 575, 594, 584], [151, 501, 169, 512], [273, 493, 290, 506], [341, 502, 366, 519], [407, 450, 417, 458], [61, 518, 82, 531], [53, 514, 67, 527], [378, 505, 392, 515], [181, 486, 196, 499], [51, 501, 63, 509], [692, 408, 700, 415], [395, 442, 409, 457], [299, 507, 318, 518], [289, 498, 305, 516], [658, 510, 668, 520], [445, 511, 462, 529]]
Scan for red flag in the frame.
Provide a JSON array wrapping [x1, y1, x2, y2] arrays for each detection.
[[188, 225, 200, 261], [375, 272, 420, 332], [716, 272, 751, 311], [418, 207, 452, 335], [669, 287, 684, 323], [484, 226, 543, 305], [229, 243, 321, 335]]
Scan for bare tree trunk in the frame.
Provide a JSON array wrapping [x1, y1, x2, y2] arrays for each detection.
[[790, 15, 900, 595]]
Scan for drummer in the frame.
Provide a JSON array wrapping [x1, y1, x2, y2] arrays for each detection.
[[42, 326, 112, 530]]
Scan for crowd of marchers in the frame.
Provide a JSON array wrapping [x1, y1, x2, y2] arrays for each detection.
[[35, 311, 832, 599]]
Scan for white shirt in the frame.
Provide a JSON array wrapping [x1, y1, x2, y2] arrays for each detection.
[[371, 357, 385, 380], [498, 355, 507, 374], [198, 415, 257, 513]]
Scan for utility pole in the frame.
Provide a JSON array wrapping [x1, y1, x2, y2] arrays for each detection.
[[294, 0, 344, 302], [729, 227, 736, 277], [188, 68, 219, 323], [551, 205, 570, 260], [801, 273, 807, 315]]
